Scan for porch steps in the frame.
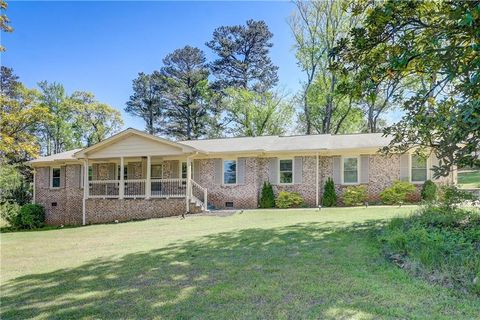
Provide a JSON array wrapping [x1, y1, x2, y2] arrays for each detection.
[[189, 196, 209, 213]]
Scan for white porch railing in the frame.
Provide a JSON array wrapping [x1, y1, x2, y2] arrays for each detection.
[[124, 179, 146, 198], [191, 179, 207, 209], [151, 178, 187, 198], [89, 180, 119, 198]]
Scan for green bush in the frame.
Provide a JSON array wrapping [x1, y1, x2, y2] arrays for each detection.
[[18, 204, 45, 229], [0, 164, 32, 205], [420, 180, 437, 202], [259, 181, 275, 208], [321, 178, 337, 207], [440, 185, 476, 209], [275, 191, 304, 209], [0, 202, 21, 227], [342, 185, 368, 206], [379, 205, 480, 295], [380, 180, 416, 205]]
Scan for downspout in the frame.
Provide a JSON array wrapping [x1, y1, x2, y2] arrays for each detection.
[[186, 152, 199, 214], [82, 158, 88, 226], [32, 168, 36, 204], [315, 152, 319, 207]]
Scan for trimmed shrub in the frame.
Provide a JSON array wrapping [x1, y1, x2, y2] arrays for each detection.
[[421, 180, 438, 202], [276, 191, 304, 209], [379, 206, 480, 295], [18, 204, 45, 229], [259, 181, 275, 208], [343, 185, 368, 206], [322, 177, 337, 207], [380, 180, 416, 205], [0, 202, 21, 227]]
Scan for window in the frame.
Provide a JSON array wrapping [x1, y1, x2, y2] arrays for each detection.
[[151, 164, 163, 179], [88, 166, 93, 181], [223, 160, 237, 184], [51, 167, 61, 188], [279, 159, 293, 184], [411, 155, 427, 182], [117, 165, 128, 180], [181, 162, 188, 180], [343, 157, 358, 184]]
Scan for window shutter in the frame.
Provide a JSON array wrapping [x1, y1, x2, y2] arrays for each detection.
[[171, 161, 179, 178], [214, 159, 223, 184], [237, 158, 247, 184], [332, 156, 341, 184], [293, 156, 303, 184], [430, 153, 440, 180], [400, 154, 410, 181], [60, 166, 66, 188], [193, 160, 200, 181], [360, 155, 370, 184], [268, 158, 279, 184]]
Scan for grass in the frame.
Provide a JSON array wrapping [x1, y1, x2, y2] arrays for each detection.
[[458, 170, 480, 189], [1, 207, 479, 319]]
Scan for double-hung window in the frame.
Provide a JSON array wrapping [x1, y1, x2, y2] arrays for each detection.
[[279, 159, 293, 184], [51, 167, 61, 188], [343, 157, 358, 184], [223, 160, 237, 184], [411, 155, 427, 183]]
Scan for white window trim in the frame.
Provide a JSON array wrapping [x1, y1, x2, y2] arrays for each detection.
[[180, 161, 194, 180], [222, 159, 237, 185], [410, 154, 429, 184], [341, 156, 360, 185], [50, 167, 61, 189], [278, 158, 294, 185]]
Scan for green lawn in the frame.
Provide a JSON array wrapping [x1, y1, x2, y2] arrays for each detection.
[[458, 170, 480, 189], [1, 207, 479, 319]]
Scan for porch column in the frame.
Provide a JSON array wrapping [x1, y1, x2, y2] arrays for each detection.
[[119, 156, 124, 199], [315, 152, 319, 207], [186, 156, 192, 213], [83, 158, 89, 226], [146, 155, 151, 199]]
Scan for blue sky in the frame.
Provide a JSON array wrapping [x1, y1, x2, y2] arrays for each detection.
[[2, 1, 302, 130]]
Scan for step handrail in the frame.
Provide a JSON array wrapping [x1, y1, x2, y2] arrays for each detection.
[[191, 179, 207, 210]]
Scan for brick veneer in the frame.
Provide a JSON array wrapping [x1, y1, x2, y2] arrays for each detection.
[[85, 198, 186, 224], [35, 153, 456, 224]]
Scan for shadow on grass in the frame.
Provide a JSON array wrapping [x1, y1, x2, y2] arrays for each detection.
[[1, 220, 478, 319]]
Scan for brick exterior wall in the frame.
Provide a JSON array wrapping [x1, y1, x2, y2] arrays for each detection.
[[85, 198, 186, 224], [194, 158, 259, 209], [35, 165, 84, 225], [35, 153, 457, 224]]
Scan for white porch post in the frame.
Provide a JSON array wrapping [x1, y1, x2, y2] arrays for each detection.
[[186, 156, 192, 213], [315, 152, 319, 207], [82, 158, 89, 225], [119, 156, 124, 199], [146, 156, 151, 199]]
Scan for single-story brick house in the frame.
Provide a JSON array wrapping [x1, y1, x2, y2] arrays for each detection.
[[29, 128, 456, 225]]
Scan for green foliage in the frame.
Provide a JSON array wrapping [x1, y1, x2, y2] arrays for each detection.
[[342, 185, 367, 206], [223, 88, 293, 137], [379, 206, 480, 295], [275, 191, 304, 209], [380, 180, 416, 205], [0, 164, 31, 205], [340, 0, 480, 173], [440, 185, 476, 209], [420, 180, 437, 202], [259, 181, 275, 208], [321, 177, 337, 207], [206, 19, 278, 92], [17, 204, 45, 229], [0, 202, 21, 228]]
